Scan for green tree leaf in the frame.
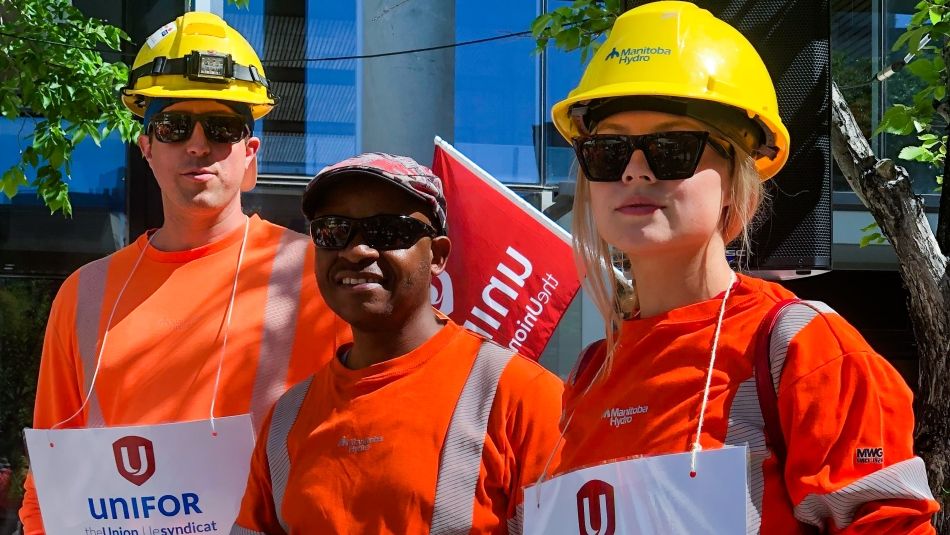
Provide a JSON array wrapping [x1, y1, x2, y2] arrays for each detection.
[[0, 0, 138, 215], [929, 7, 943, 25], [874, 105, 916, 135], [859, 232, 886, 247], [905, 58, 940, 85], [555, 28, 582, 50], [899, 145, 936, 162], [531, 13, 553, 37]]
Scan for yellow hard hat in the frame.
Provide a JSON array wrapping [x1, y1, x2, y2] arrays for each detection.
[[122, 12, 277, 120], [551, 1, 790, 179]]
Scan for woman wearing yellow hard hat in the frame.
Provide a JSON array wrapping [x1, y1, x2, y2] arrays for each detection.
[[525, 2, 938, 533]]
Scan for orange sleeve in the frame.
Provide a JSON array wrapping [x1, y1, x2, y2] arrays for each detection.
[[20, 275, 85, 535], [779, 314, 938, 533], [233, 408, 286, 534], [501, 359, 565, 520], [19, 473, 43, 535]]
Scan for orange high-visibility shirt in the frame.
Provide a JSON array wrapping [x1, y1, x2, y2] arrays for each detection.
[[233, 319, 564, 534], [20, 215, 350, 534], [558, 274, 938, 534]]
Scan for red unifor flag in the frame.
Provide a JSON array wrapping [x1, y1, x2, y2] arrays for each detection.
[[430, 137, 581, 361]]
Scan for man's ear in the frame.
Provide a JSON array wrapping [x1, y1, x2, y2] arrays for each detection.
[[137, 134, 152, 162], [430, 235, 451, 276], [241, 136, 261, 192]]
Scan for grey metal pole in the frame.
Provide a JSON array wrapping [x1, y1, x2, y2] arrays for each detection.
[[360, 0, 455, 163]]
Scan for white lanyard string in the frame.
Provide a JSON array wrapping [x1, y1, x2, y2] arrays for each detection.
[[49, 217, 250, 440], [689, 270, 737, 477], [209, 216, 250, 435]]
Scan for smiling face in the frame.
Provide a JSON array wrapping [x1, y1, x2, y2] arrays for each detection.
[[587, 110, 734, 258], [310, 175, 450, 332], [138, 99, 260, 219]]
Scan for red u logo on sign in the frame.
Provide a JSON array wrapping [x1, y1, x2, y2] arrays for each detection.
[[112, 436, 156, 486], [576, 479, 616, 535]]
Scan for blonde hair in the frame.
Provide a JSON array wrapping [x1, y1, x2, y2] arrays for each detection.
[[571, 137, 766, 382]]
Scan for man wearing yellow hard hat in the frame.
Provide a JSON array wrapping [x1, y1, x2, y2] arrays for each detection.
[[19, 12, 349, 533]]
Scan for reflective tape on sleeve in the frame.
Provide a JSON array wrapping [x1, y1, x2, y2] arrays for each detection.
[[767, 300, 834, 390], [794, 457, 934, 528]]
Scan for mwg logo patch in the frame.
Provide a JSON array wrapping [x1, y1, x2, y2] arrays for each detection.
[[855, 447, 884, 464]]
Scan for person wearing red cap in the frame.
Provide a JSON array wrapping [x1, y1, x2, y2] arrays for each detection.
[[231, 152, 564, 534]]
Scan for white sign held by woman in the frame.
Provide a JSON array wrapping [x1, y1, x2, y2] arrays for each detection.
[[524, 445, 749, 535]]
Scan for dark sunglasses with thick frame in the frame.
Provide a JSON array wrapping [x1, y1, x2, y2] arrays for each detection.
[[573, 131, 734, 182], [308, 214, 440, 251], [148, 111, 251, 144]]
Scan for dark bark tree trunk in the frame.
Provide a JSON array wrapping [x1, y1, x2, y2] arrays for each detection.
[[831, 81, 950, 532]]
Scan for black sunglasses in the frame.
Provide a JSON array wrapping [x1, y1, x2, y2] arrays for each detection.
[[309, 214, 439, 251], [573, 131, 733, 182], [148, 111, 251, 144]]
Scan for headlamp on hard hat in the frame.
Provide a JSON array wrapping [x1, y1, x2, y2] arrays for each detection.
[[187, 51, 233, 84]]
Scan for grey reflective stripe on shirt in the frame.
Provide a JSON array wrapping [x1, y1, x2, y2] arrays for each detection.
[[766, 300, 833, 390], [794, 457, 934, 528], [266, 375, 313, 533], [228, 526, 266, 535], [76, 229, 309, 432], [76, 255, 113, 427], [724, 299, 833, 534], [724, 377, 769, 534], [507, 503, 524, 535], [249, 229, 309, 432], [430, 341, 515, 535]]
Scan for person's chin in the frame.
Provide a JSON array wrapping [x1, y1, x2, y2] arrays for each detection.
[[332, 300, 396, 330], [613, 234, 678, 257], [184, 191, 232, 212]]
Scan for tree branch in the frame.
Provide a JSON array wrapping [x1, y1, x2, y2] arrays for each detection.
[[831, 82, 945, 274], [938, 45, 950, 257], [830, 79, 950, 395]]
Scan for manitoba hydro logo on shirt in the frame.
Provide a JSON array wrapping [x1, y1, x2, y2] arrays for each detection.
[[24, 415, 255, 535]]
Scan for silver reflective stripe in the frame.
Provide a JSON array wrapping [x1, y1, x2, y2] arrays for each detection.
[[725, 299, 835, 534], [76, 256, 113, 427], [430, 341, 515, 535], [266, 376, 313, 533], [767, 300, 834, 390], [724, 377, 769, 535], [794, 457, 934, 528], [507, 503, 524, 535], [249, 229, 309, 432], [228, 526, 266, 535]]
